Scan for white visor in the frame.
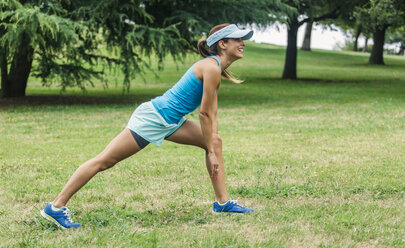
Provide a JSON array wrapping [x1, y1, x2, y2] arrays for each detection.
[[206, 24, 254, 47]]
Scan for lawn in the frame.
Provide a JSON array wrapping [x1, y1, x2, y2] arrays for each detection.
[[0, 42, 404, 247]]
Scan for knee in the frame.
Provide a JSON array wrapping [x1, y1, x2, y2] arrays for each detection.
[[201, 134, 222, 153], [94, 156, 118, 172], [212, 134, 222, 148]]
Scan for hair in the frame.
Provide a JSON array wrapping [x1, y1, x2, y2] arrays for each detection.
[[197, 23, 242, 84]]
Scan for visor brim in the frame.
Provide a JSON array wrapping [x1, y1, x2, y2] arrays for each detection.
[[225, 30, 254, 40]]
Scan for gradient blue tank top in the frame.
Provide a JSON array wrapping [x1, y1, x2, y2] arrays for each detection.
[[151, 56, 221, 124]]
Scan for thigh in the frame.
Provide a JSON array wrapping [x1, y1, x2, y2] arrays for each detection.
[[97, 128, 142, 163], [165, 120, 206, 149]]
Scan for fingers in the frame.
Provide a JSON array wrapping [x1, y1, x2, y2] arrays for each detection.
[[211, 164, 219, 180], [207, 153, 219, 180]]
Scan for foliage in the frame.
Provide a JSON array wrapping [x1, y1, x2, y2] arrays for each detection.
[[354, 0, 405, 33], [352, 0, 405, 64], [1, 0, 98, 90], [273, 0, 356, 79], [387, 27, 405, 43], [0, 0, 282, 96], [278, 0, 353, 26], [144, 0, 286, 37], [0, 0, 190, 93], [386, 26, 405, 55]]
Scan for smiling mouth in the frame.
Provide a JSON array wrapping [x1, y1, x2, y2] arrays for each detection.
[[238, 48, 244, 53]]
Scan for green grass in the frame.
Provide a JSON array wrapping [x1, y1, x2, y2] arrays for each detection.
[[1, 42, 405, 247]]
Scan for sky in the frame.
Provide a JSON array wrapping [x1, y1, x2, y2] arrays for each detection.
[[250, 23, 353, 51], [250, 22, 404, 53]]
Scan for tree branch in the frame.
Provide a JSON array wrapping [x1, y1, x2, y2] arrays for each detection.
[[299, 8, 340, 26]]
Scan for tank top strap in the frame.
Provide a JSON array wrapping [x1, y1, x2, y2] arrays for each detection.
[[206, 55, 221, 71]]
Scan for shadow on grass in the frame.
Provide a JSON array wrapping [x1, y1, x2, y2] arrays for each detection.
[[1, 77, 404, 110], [278, 78, 400, 84], [0, 92, 157, 109], [33, 205, 216, 231]]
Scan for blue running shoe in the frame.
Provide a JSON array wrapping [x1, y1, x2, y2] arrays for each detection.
[[40, 203, 80, 229], [213, 199, 254, 213]]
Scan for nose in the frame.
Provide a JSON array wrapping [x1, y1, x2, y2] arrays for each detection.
[[241, 40, 245, 46]]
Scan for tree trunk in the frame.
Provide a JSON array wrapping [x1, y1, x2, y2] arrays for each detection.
[[0, 48, 8, 96], [369, 27, 386, 65], [1, 33, 34, 97], [282, 18, 299, 80], [353, 26, 362, 52], [0, 26, 7, 96], [301, 20, 313, 51], [363, 37, 369, 52]]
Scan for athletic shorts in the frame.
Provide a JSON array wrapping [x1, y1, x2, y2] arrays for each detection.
[[126, 101, 186, 147]]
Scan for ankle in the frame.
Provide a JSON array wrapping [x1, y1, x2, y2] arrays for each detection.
[[51, 200, 65, 209], [216, 197, 230, 204]]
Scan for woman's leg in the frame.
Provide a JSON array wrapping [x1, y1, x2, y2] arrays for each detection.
[[52, 128, 142, 208], [165, 120, 230, 203]]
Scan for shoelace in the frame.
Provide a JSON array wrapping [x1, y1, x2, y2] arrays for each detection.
[[62, 208, 74, 223], [229, 199, 238, 205]]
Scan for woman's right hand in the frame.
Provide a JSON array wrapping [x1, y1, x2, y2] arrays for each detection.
[[207, 152, 219, 180]]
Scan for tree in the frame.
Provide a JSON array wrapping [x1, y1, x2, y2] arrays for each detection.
[[142, 0, 282, 52], [0, 0, 188, 97], [0, 0, 281, 98], [355, 0, 405, 64], [323, 1, 370, 53], [351, 24, 371, 52], [301, 20, 313, 51], [353, 25, 362, 51], [386, 27, 405, 55], [277, 0, 354, 79]]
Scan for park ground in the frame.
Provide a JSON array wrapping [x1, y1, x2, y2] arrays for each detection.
[[0, 42, 404, 247]]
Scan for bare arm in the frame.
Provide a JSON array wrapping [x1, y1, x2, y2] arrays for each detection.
[[199, 63, 221, 178], [212, 89, 219, 134]]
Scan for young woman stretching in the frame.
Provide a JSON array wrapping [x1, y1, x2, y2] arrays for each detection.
[[41, 23, 254, 229]]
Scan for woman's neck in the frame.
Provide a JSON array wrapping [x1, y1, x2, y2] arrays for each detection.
[[215, 54, 237, 72]]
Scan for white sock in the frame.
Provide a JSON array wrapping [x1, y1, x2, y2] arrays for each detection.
[[51, 204, 63, 211]]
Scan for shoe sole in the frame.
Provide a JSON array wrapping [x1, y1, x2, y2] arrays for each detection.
[[211, 210, 253, 214], [40, 210, 67, 230]]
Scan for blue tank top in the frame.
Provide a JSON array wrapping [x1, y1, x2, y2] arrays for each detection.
[[151, 56, 221, 124]]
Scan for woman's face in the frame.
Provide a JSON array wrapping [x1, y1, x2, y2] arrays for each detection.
[[225, 38, 246, 59]]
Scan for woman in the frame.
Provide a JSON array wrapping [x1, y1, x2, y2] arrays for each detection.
[[41, 23, 254, 229]]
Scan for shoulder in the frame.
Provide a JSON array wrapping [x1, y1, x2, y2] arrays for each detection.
[[193, 57, 221, 83], [201, 57, 221, 72]]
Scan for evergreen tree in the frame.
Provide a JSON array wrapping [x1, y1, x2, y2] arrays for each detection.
[[0, 0, 188, 97], [0, 0, 280, 97]]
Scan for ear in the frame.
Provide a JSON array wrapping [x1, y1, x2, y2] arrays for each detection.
[[218, 40, 227, 50]]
